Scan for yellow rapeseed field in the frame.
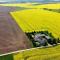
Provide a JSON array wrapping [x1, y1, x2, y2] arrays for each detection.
[[0, 3, 60, 9], [11, 9, 60, 38], [34, 3, 60, 9], [0, 3, 33, 8], [7, 3, 60, 60], [13, 45, 60, 60], [0, 2, 60, 60]]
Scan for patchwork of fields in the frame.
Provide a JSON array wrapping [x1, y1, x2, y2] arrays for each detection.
[[0, 2, 60, 60], [0, 3, 60, 9]]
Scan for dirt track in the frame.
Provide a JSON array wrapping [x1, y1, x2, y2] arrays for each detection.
[[0, 6, 32, 54]]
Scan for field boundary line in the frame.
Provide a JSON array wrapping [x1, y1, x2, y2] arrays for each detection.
[[1, 44, 60, 56]]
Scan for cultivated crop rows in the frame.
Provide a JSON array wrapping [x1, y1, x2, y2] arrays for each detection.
[[11, 8, 60, 38]]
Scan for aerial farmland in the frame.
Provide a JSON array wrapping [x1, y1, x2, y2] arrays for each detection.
[[0, 1, 60, 60]]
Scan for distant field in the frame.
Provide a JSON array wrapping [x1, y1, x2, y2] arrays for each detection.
[[0, 3, 33, 8], [0, 3, 60, 9]]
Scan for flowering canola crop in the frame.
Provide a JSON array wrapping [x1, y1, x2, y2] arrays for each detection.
[[11, 9, 60, 38]]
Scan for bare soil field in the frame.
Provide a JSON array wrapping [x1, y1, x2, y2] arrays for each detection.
[[0, 6, 32, 54]]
